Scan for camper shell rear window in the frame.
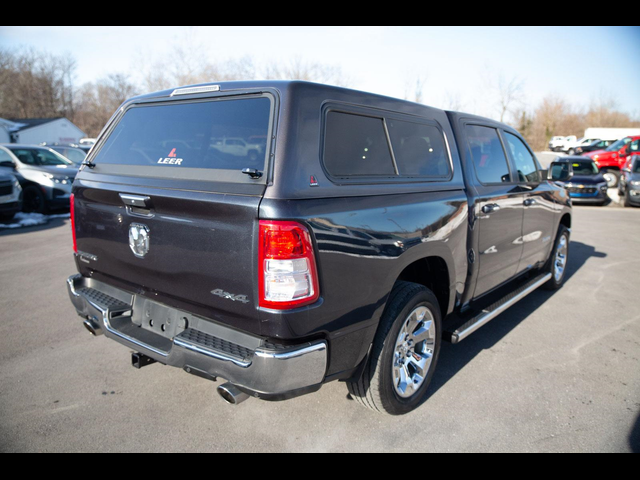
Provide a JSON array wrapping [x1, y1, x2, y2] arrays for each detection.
[[90, 94, 273, 183]]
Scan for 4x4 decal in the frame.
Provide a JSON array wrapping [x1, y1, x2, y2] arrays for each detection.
[[211, 289, 250, 304]]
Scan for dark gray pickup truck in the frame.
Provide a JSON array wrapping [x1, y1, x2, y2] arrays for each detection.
[[66, 81, 572, 415]]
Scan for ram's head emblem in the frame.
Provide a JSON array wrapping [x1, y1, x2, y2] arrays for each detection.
[[129, 223, 150, 258]]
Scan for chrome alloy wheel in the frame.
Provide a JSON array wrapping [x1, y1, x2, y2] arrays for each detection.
[[392, 306, 436, 398], [554, 234, 568, 282]]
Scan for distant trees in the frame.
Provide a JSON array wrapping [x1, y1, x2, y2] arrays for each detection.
[[525, 94, 640, 151], [0, 46, 350, 137], [1, 46, 638, 145], [0, 48, 76, 121]]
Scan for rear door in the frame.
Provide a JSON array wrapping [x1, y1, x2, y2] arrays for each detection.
[[73, 91, 277, 325]]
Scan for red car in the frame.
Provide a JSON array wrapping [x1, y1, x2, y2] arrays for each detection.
[[585, 135, 640, 187]]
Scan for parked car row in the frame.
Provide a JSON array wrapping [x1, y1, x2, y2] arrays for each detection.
[[583, 135, 640, 187], [548, 136, 605, 155], [550, 132, 640, 190], [0, 144, 78, 220]]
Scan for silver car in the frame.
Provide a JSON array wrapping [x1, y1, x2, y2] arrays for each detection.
[[0, 172, 22, 221], [618, 155, 640, 208], [0, 144, 78, 213]]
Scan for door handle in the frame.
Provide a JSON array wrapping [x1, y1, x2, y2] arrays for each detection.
[[482, 204, 501, 214], [523, 198, 537, 207]]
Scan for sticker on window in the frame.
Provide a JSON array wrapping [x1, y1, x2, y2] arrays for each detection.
[[158, 148, 183, 165]]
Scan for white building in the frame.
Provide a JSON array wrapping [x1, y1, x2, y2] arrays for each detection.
[[0, 118, 17, 143], [6, 118, 86, 145]]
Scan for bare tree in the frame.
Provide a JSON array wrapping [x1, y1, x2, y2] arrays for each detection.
[[0, 48, 76, 120], [263, 56, 351, 86], [403, 75, 427, 104], [73, 73, 138, 137], [495, 75, 525, 123]]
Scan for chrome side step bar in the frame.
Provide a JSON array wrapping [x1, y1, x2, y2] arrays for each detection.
[[445, 273, 552, 344]]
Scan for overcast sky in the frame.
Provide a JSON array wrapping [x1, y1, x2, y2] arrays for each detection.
[[1, 26, 639, 119]]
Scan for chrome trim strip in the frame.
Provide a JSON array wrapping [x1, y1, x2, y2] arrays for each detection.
[[255, 342, 327, 361], [173, 337, 252, 369], [119, 193, 150, 208], [67, 275, 80, 297], [171, 85, 220, 96], [453, 273, 552, 343]]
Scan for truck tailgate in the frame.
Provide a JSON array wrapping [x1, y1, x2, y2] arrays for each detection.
[[73, 183, 261, 322]]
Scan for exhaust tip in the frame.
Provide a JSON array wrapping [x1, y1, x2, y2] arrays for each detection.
[[83, 318, 103, 337], [217, 383, 250, 406]]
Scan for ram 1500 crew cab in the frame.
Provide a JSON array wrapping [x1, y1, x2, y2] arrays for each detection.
[[66, 81, 572, 415]]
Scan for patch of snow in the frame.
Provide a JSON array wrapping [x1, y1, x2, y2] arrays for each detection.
[[0, 212, 70, 230]]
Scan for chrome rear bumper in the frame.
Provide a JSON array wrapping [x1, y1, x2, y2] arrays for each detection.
[[67, 275, 327, 396]]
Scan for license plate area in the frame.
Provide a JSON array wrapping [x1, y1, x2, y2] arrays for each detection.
[[131, 296, 193, 340]]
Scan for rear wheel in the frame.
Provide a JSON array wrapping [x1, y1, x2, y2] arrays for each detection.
[[347, 281, 442, 415]]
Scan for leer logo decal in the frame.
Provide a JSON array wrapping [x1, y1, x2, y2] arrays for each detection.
[[158, 148, 184, 165]]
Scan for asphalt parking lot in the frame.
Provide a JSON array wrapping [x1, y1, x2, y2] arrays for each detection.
[[0, 204, 639, 453]]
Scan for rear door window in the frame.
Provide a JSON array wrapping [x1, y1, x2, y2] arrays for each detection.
[[91, 96, 272, 182]]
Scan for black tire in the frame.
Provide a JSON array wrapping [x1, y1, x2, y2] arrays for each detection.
[[0, 213, 15, 223], [22, 185, 47, 214], [544, 225, 570, 290], [624, 191, 632, 208], [347, 281, 442, 415]]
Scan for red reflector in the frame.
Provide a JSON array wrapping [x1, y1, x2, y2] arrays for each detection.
[[259, 221, 319, 310], [70, 193, 77, 254]]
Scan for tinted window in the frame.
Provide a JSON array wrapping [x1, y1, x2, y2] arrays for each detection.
[[606, 137, 631, 152], [93, 97, 271, 173], [386, 119, 450, 177], [465, 125, 511, 184], [634, 160, 640, 174], [324, 111, 395, 177], [8, 147, 73, 166], [550, 163, 571, 181], [504, 132, 540, 183], [54, 147, 85, 164], [571, 161, 598, 175]]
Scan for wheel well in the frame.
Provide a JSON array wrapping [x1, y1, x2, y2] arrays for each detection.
[[560, 213, 571, 230], [397, 257, 450, 319]]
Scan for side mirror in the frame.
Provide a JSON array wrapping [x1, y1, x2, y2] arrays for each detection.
[[548, 163, 573, 182]]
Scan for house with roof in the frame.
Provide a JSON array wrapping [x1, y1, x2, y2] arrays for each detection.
[[1, 117, 86, 145]]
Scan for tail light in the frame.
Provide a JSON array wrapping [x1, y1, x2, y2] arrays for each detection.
[[259, 220, 319, 310], [70, 193, 77, 253]]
